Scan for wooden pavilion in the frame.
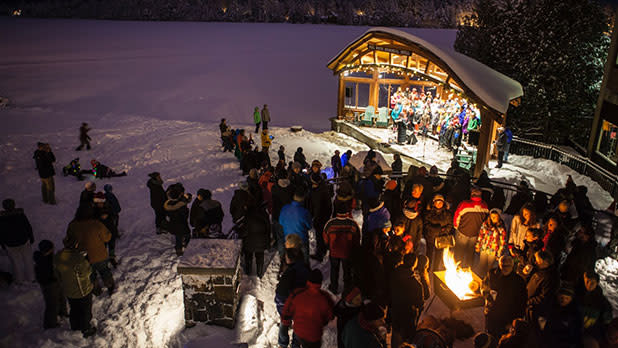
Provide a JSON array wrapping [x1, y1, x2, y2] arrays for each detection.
[[327, 27, 523, 176]]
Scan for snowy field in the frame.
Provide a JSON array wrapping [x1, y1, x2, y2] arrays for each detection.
[[0, 18, 616, 348]]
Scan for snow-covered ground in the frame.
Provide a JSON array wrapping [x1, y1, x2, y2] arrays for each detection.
[[0, 18, 616, 348]]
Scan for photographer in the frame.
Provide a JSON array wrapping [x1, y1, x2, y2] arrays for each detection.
[[261, 129, 273, 152], [33, 142, 56, 204], [163, 183, 193, 256]]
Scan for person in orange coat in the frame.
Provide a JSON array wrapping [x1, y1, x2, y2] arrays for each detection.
[[281, 269, 335, 348], [66, 204, 114, 295]]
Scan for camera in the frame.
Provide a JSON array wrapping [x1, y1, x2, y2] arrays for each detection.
[[269, 135, 274, 140]]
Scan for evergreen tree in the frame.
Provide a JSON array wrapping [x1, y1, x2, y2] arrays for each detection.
[[455, 0, 610, 144]]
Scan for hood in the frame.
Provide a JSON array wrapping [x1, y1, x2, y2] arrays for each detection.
[[403, 208, 419, 220], [200, 199, 221, 211], [103, 184, 113, 192], [164, 199, 187, 212], [278, 179, 290, 188]]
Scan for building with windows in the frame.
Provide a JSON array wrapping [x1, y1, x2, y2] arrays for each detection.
[[327, 27, 523, 176], [588, 15, 618, 174]]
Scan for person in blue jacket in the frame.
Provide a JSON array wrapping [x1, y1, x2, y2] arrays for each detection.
[[341, 150, 352, 169], [279, 189, 313, 263], [504, 126, 513, 163]]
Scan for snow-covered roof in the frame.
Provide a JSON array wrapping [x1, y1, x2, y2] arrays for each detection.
[[328, 27, 523, 115]]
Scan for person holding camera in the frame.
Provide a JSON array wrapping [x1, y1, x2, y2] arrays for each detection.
[[261, 129, 273, 152], [33, 142, 56, 204], [163, 183, 192, 256]]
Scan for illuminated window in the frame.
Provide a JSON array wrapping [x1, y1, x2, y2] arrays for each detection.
[[391, 54, 407, 67], [597, 120, 618, 164], [361, 52, 374, 64], [344, 82, 370, 108], [376, 51, 389, 65]]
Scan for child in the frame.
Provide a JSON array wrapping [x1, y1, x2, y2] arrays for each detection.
[[34, 240, 68, 329]]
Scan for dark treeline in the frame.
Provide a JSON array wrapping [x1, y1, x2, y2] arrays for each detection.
[[1, 0, 474, 28]]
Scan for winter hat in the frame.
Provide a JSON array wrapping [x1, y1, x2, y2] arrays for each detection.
[[90, 159, 98, 167], [292, 162, 302, 171], [277, 178, 290, 188], [93, 192, 106, 203], [148, 172, 160, 179], [385, 180, 397, 191], [167, 183, 185, 200], [361, 302, 385, 321], [311, 160, 322, 169], [2, 199, 15, 211], [344, 287, 362, 303], [238, 181, 249, 191], [308, 269, 323, 284], [38, 240, 54, 253], [433, 194, 445, 203], [84, 181, 96, 191], [103, 184, 113, 193], [489, 208, 502, 215]]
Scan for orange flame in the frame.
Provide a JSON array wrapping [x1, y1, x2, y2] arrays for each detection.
[[442, 247, 478, 300]]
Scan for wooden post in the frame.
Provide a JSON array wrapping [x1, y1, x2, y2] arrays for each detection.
[[370, 69, 380, 108], [337, 74, 345, 118], [474, 108, 496, 177]]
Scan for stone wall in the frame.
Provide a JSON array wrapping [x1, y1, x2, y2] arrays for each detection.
[[178, 239, 242, 328]]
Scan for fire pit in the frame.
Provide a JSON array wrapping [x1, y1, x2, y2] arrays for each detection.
[[432, 248, 484, 311]]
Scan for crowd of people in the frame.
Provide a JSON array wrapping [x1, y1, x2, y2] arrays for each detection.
[[388, 87, 482, 150], [213, 113, 618, 348], [2, 114, 618, 347]]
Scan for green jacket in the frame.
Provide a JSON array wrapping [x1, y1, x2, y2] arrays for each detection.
[[467, 116, 480, 131], [253, 110, 261, 124], [55, 249, 93, 299]]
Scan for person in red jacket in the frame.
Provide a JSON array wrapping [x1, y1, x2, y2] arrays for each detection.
[[453, 187, 489, 268], [324, 201, 361, 294], [281, 269, 335, 348]]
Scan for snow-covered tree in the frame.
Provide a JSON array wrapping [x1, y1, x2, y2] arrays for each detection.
[[455, 0, 610, 144]]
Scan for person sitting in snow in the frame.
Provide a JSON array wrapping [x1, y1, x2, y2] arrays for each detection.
[[90, 159, 127, 178], [75, 122, 91, 151], [62, 157, 89, 181]]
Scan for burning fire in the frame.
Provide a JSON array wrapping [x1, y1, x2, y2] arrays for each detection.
[[442, 247, 479, 300]]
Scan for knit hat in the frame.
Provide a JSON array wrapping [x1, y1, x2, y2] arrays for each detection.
[[103, 184, 113, 193], [90, 159, 98, 167], [38, 240, 54, 253], [308, 269, 323, 284], [148, 172, 160, 179], [84, 181, 96, 191], [489, 208, 502, 215], [361, 302, 385, 321], [385, 180, 397, 191], [311, 160, 322, 168], [344, 287, 362, 303], [433, 194, 445, 203], [93, 192, 106, 203]]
